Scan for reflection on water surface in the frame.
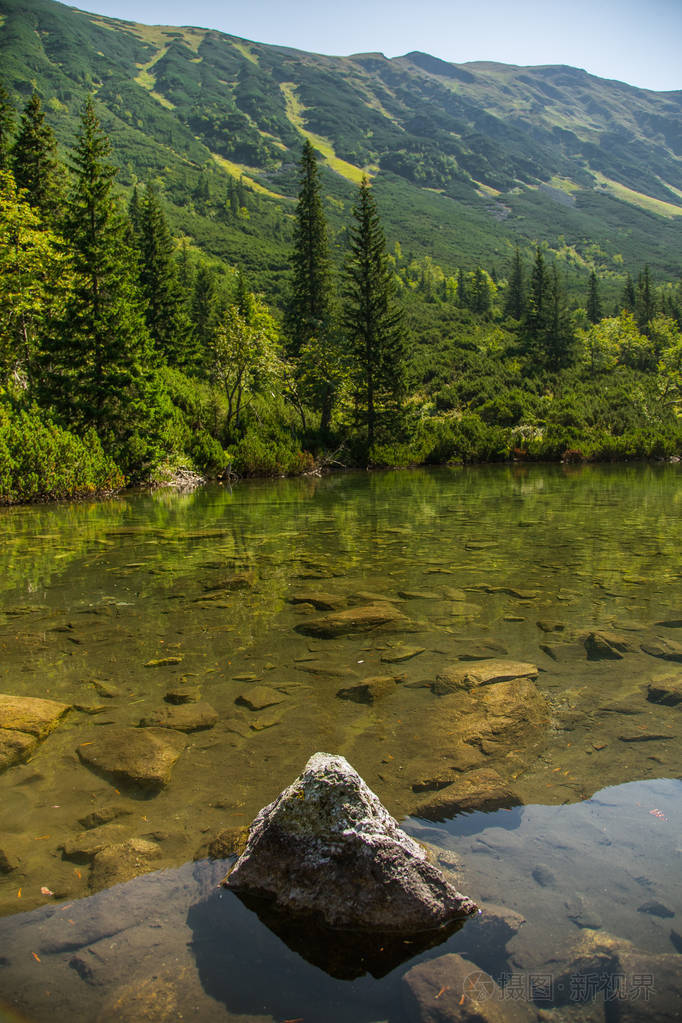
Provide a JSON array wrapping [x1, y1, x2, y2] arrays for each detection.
[[0, 464, 681, 1019]]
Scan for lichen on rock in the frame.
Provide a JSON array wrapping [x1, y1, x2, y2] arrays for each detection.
[[223, 752, 477, 933]]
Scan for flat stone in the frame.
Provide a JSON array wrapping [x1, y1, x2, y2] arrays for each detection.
[[164, 684, 201, 705], [0, 728, 38, 772], [61, 823, 129, 863], [0, 693, 70, 739], [287, 592, 344, 611], [224, 752, 477, 933], [402, 952, 535, 1023], [646, 674, 682, 706], [584, 631, 633, 660], [235, 686, 286, 712], [457, 642, 508, 661], [537, 619, 565, 632], [432, 660, 538, 694], [565, 893, 602, 930], [76, 728, 182, 790], [89, 838, 162, 889], [294, 602, 412, 639], [637, 899, 674, 918], [532, 863, 557, 887], [641, 638, 682, 663], [144, 656, 183, 667], [398, 590, 440, 600], [139, 702, 218, 732], [78, 805, 132, 830], [336, 676, 399, 704], [381, 647, 426, 663], [248, 707, 288, 731], [618, 731, 672, 743], [415, 768, 521, 821], [90, 680, 120, 699], [199, 826, 249, 860]]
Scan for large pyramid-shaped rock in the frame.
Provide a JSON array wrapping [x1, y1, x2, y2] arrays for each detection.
[[223, 752, 476, 932]]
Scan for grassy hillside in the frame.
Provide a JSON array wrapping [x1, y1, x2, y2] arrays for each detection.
[[1, 0, 681, 303]]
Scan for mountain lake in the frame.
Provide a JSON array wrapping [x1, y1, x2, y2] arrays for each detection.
[[0, 463, 680, 1022]]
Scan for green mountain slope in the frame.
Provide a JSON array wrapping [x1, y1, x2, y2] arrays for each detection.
[[2, 0, 681, 296]]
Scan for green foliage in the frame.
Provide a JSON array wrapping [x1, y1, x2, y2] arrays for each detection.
[[12, 90, 62, 218], [39, 97, 161, 473], [0, 169, 71, 383], [343, 177, 406, 453], [0, 401, 124, 503]]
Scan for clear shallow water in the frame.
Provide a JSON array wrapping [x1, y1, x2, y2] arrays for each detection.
[[0, 464, 681, 1019]]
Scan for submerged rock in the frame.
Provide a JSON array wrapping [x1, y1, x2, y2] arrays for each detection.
[[0, 693, 70, 773], [294, 602, 412, 638], [235, 686, 287, 712], [223, 752, 477, 933], [584, 630, 634, 660], [139, 701, 218, 732], [0, 693, 70, 738], [0, 728, 37, 772], [89, 837, 162, 889], [76, 727, 182, 790], [415, 768, 521, 821], [336, 675, 401, 704], [402, 952, 535, 1023], [432, 659, 538, 694], [646, 673, 682, 706], [641, 638, 682, 663]]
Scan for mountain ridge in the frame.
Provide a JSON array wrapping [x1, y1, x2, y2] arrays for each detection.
[[1, 0, 681, 295]]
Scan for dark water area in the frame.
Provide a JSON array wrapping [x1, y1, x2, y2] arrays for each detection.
[[0, 464, 681, 1020]]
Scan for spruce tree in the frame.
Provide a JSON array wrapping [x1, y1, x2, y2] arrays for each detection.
[[621, 273, 636, 312], [586, 269, 602, 324], [471, 267, 491, 315], [504, 246, 525, 320], [524, 247, 550, 351], [40, 97, 157, 472], [456, 267, 468, 308], [13, 91, 61, 219], [636, 265, 656, 329], [286, 140, 337, 430], [138, 183, 188, 365], [0, 82, 15, 171], [191, 263, 217, 364], [343, 177, 405, 453]]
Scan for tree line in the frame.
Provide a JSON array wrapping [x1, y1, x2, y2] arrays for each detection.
[[1, 85, 681, 501]]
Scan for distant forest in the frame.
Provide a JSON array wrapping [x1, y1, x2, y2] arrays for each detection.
[[1, 89, 682, 502]]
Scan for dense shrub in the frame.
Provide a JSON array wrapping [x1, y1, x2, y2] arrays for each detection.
[[0, 405, 124, 503]]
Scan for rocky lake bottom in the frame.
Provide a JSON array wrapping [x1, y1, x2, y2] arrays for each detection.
[[0, 464, 680, 1021]]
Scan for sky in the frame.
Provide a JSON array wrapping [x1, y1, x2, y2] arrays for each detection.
[[64, 0, 682, 92]]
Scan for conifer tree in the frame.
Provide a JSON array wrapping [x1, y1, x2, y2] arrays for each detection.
[[471, 267, 491, 315], [504, 246, 525, 320], [286, 140, 338, 430], [456, 267, 468, 308], [524, 247, 550, 348], [621, 273, 636, 312], [0, 82, 15, 171], [13, 91, 61, 219], [40, 97, 158, 471], [138, 183, 188, 364], [343, 176, 405, 453], [191, 263, 217, 363], [128, 185, 143, 240], [636, 265, 656, 330], [586, 269, 602, 324]]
